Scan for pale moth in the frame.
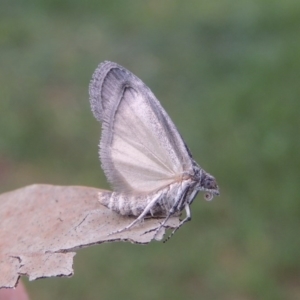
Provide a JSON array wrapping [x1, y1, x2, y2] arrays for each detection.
[[89, 61, 219, 240]]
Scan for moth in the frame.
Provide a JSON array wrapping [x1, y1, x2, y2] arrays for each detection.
[[89, 61, 219, 240]]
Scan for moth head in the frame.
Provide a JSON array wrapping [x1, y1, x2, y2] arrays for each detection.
[[199, 171, 219, 201]]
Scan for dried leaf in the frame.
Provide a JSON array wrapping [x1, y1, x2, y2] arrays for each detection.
[[0, 184, 179, 288]]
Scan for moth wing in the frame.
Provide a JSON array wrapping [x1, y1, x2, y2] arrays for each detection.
[[89, 61, 193, 194]]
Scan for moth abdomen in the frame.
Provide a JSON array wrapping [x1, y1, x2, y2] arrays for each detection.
[[99, 192, 149, 216]]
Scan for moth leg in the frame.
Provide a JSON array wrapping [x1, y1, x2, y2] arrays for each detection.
[[174, 188, 188, 211], [153, 183, 190, 240], [163, 204, 191, 243], [108, 193, 163, 236]]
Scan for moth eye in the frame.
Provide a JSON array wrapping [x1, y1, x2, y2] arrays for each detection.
[[204, 177, 217, 190], [204, 192, 213, 201]]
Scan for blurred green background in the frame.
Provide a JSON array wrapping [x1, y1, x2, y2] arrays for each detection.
[[1, 0, 299, 299]]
